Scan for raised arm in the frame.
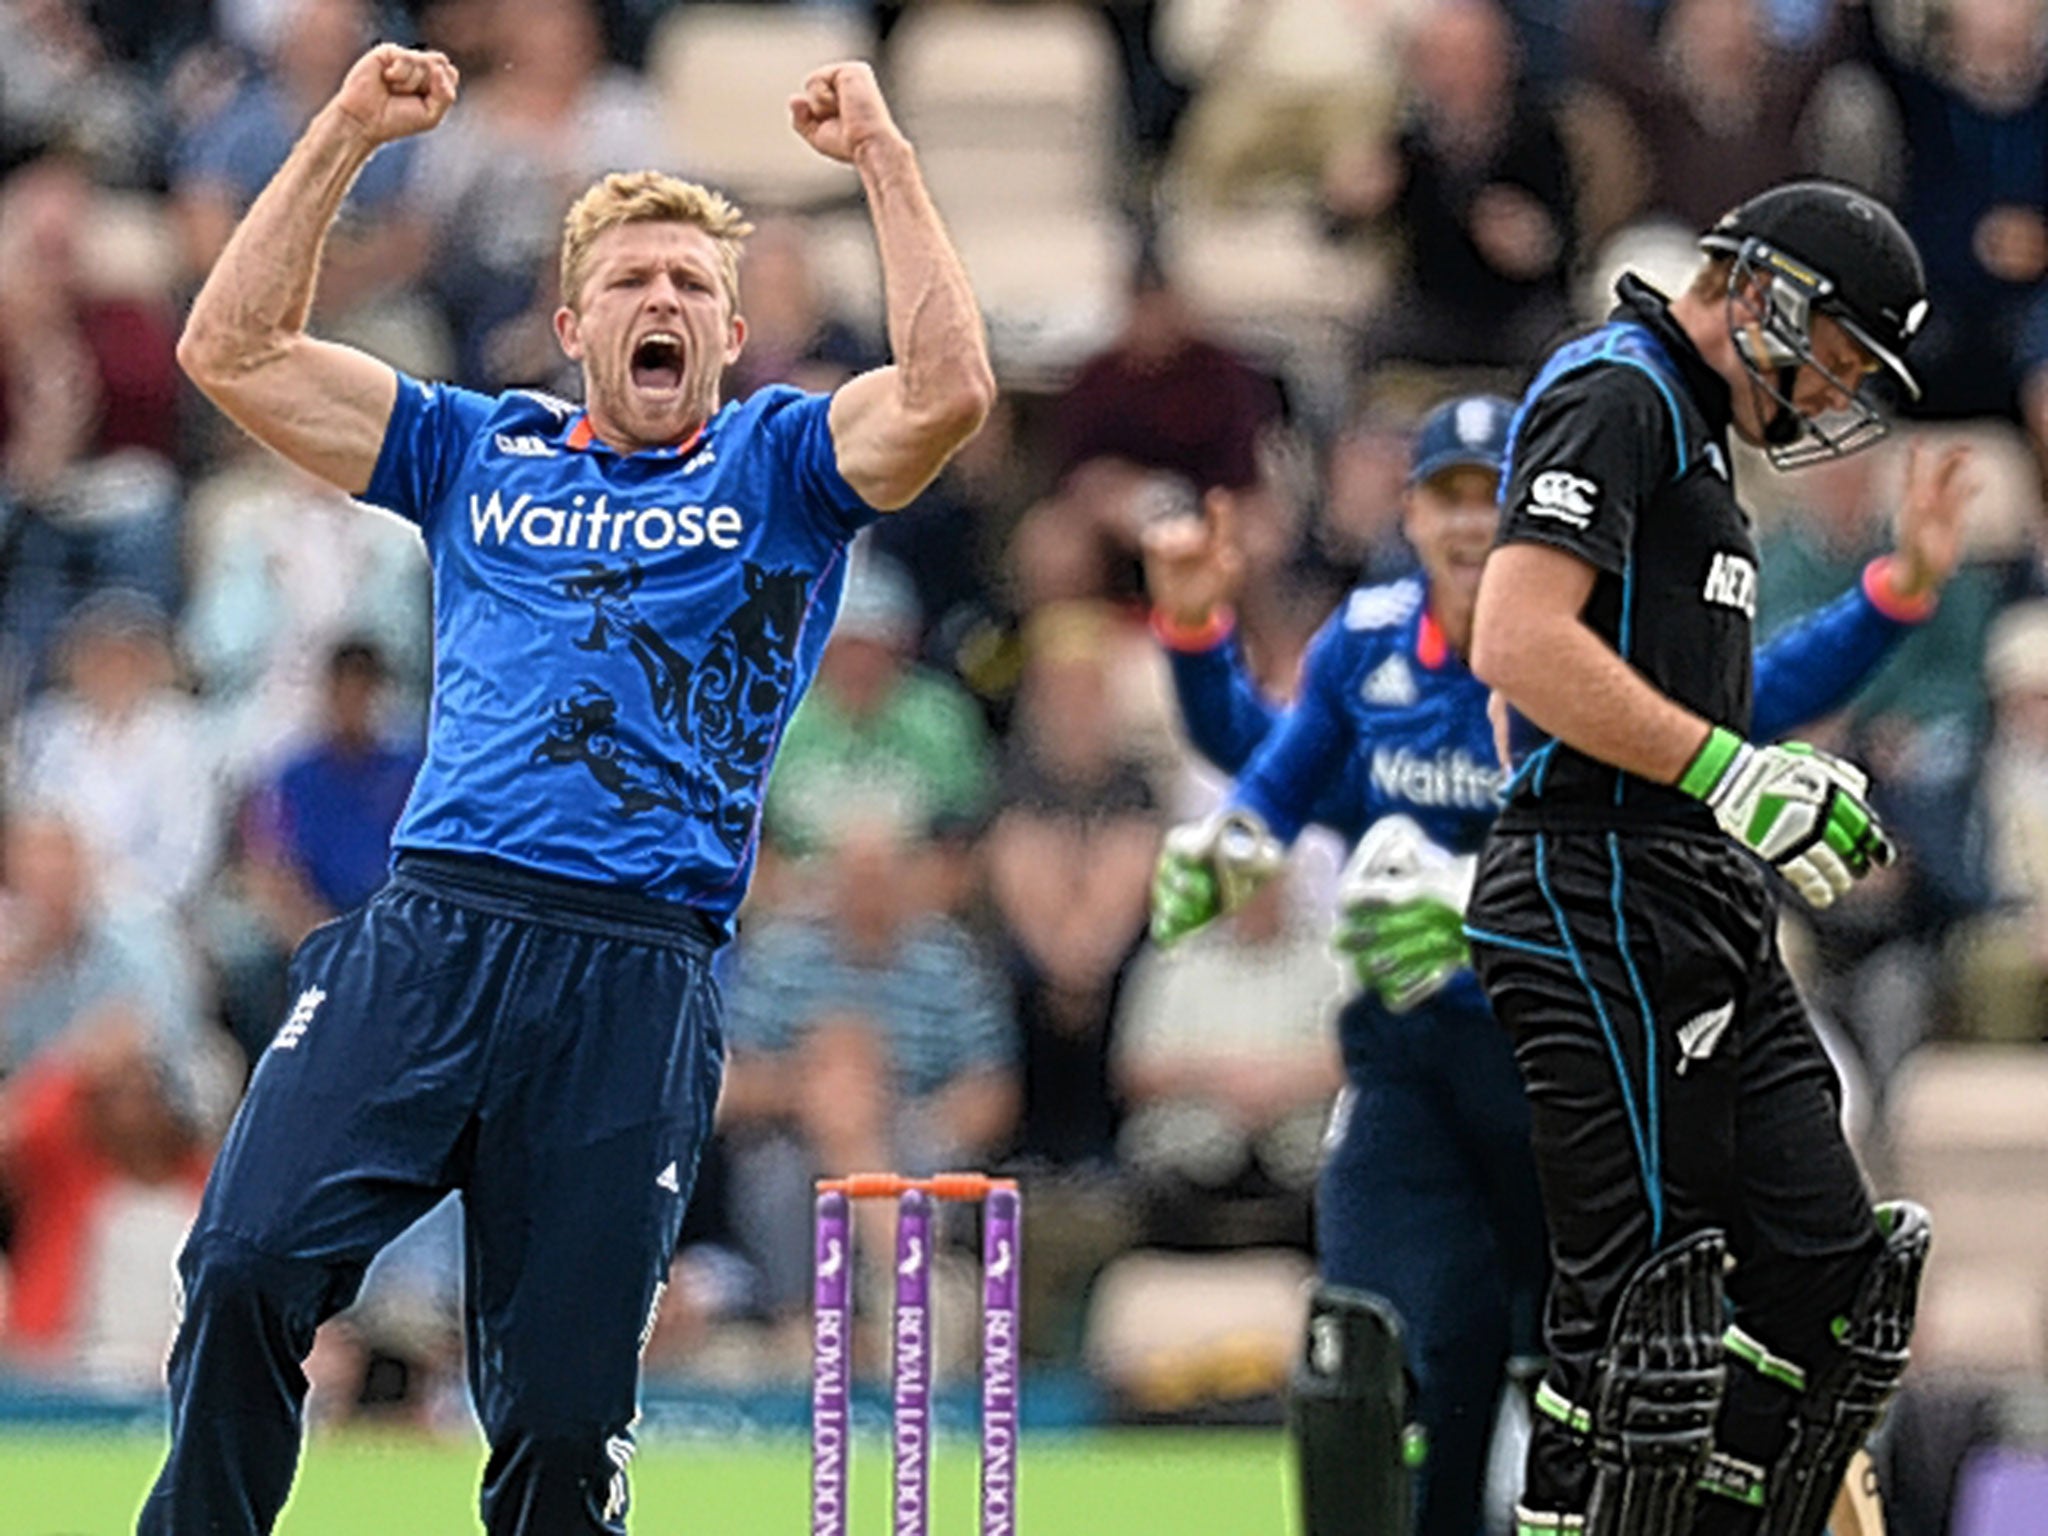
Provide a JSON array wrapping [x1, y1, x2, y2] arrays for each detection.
[[1751, 440, 1971, 738], [795, 63, 996, 510], [1141, 488, 1280, 769], [176, 46, 459, 495]]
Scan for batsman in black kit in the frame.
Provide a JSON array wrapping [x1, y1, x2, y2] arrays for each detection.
[[1464, 181, 1973, 1536]]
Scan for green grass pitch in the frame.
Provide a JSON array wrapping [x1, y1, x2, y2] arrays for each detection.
[[1, 1427, 1290, 1535]]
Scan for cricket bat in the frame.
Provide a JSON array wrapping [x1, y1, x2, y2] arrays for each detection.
[[1829, 1449, 1885, 1536]]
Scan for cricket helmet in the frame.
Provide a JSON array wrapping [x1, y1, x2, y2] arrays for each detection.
[[1699, 181, 1928, 466]]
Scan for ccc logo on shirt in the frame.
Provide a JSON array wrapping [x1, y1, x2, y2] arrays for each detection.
[[1524, 470, 1599, 530]]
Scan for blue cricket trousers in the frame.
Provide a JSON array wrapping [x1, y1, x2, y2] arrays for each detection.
[[138, 852, 726, 1536], [1319, 983, 1550, 1536]]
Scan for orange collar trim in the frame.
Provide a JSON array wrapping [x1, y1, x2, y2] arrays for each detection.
[[564, 415, 706, 459], [1416, 609, 1450, 671]]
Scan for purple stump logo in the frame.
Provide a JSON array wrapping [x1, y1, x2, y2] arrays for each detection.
[[892, 1189, 935, 1536], [810, 1189, 852, 1536], [979, 1185, 1021, 1536]]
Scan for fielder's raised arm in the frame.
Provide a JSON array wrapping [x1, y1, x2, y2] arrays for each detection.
[[176, 45, 458, 495], [797, 62, 997, 510]]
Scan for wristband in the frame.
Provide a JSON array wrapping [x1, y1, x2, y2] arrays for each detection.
[[1679, 724, 1747, 799], [1862, 556, 1938, 625], [1149, 605, 1236, 653]]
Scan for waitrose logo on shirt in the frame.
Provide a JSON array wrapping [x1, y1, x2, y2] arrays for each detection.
[[467, 490, 748, 554]]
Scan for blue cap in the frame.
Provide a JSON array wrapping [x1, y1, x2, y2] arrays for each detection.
[[1408, 395, 1515, 486]]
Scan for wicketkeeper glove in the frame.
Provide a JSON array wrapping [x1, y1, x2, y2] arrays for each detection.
[[1333, 815, 1477, 1012], [1149, 808, 1286, 948], [1679, 725, 1895, 909]]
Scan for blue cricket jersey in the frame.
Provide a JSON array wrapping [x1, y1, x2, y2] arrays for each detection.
[[360, 377, 880, 916]]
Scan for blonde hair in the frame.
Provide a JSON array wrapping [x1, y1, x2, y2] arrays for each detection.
[[559, 172, 754, 313], [1689, 252, 1737, 302]]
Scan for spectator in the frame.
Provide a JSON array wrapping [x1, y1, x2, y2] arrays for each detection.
[[866, 394, 1027, 684], [0, 1, 161, 184], [1051, 254, 1285, 498], [0, 1015, 215, 1385], [1757, 439, 2004, 746], [1755, 438, 2001, 1090], [181, 451, 429, 779], [764, 552, 993, 860], [0, 152, 182, 686], [409, 0, 667, 387], [171, 0, 434, 359], [8, 593, 224, 913], [1307, 406, 1421, 591], [1855, 0, 2048, 418], [1159, 0, 1415, 206], [1015, 255, 1285, 605], [1572, 0, 1847, 231], [719, 820, 1018, 1319], [207, 640, 422, 1059], [1112, 872, 1343, 1245], [723, 215, 879, 402], [986, 602, 1163, 1169], [0, 809, 204, 1077], [1323, 0, 1576, 373], [1949, 600, 2048, 1041]]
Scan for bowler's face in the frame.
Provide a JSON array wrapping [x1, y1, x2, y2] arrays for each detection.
[[556, 222, 745, 451]]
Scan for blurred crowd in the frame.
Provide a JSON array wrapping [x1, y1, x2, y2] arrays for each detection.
[[3, 0, 2048, 1436]]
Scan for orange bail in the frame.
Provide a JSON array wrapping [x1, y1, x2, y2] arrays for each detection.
[[816, 1172, 1017, 1202]]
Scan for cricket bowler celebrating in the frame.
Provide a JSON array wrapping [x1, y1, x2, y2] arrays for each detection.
[[139, 44, 992, 1536], [1467, 181, 1964, 1535]]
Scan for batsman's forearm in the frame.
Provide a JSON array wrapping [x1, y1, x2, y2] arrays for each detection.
[[1478, 614, 1710, 784], [855, 137, 995, 427], [179, 107, 375, 379]]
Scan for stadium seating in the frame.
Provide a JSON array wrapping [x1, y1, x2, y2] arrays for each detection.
[[887, 2, 1122, 218], [648, 5, 876, 211], [886, 3, 1131, 381]]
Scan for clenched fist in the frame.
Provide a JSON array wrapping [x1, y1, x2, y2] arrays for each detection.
[[332, 44, 460, 149], [789, 62, 906, 165]]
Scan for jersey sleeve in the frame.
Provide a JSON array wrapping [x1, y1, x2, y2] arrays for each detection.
[[1161, 626, 1283, 776], [1229, 615, 1355, 844], [752, 386, 885, 542], [361, 373, 499, 531], [1498, 366, 1677, 576]]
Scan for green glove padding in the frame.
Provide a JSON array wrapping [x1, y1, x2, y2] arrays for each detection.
[[1149, 809, 1285, 949], [1334, 896, 1472, 1013], [1333, 815, 1477, 1013]]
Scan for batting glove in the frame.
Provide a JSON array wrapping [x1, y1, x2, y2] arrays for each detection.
[[1150, 809, 1286, 948], [1680, 725, 1895, 909], [1334, 815, 1477, 1012]]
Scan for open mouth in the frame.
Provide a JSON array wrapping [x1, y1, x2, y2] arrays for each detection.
[[630, 332, 685, 394]]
